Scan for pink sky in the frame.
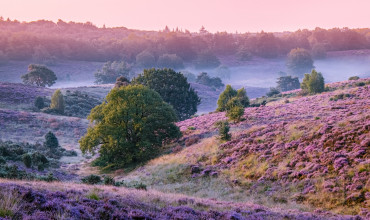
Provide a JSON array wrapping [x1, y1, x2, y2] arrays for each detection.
[[1, 0, 369, 33]]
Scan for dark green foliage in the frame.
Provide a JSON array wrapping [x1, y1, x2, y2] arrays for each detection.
[[79, 85, 182, 169], [348, 76, 360, 80], [236, 87, 250, 107], [44, 131, 59, 149], [286, 48, 314, 77], [301, 69, 325, 94], [81, 175, 102, 185], [132, 68, 200, 120], [355, 82, 365, 87], [63, 90, 102, 118], [0, 156, 5, 164], [215, 121, 231, 141], [225, 98, 244, 122], [103, 176, 115, 185], [196, 72, 224, 89], [157, 54, 184, 69], [22, 154, 32, 168], [38, 172, 57, 182], [34, 96, 45, 109], [194, 50, 221, 69], [136, 50, 156, 68], [31, 152, 49, 171], [330, 93, 352, 101], [21, 64, 57, 87], [277, 76, 300, 92], [267, 87, 281, 97], [94, 61, 131, 84], [50, 89, 65, 114]]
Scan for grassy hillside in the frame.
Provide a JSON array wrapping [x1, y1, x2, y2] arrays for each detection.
[[119, 78, 370, 216]]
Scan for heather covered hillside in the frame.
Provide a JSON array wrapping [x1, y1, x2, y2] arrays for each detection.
[[121, 78, 370, 217]]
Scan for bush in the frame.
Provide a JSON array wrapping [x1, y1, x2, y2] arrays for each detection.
[[22, 154, 32, 168], [103, 176, 115, 185], [44, 131, 59, 149], [81, 175, 102, 185], [301, 69, 325, 94], [34, 96, 45, 109], [266, 87, 280, 97], [348, 76, 360, 80], [196, 72, 224, 89], [50, 89, 65, 114], [31, 152, 49, 171], [355, 82, 365, 87], [215, 121, 231, 141]]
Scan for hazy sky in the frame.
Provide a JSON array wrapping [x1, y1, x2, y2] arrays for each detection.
[[1, 0, 369, 33]]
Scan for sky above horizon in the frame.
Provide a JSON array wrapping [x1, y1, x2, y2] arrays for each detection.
[[1, 0, 369, 33]]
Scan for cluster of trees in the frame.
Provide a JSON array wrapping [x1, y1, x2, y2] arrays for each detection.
[[1, 19, 368, 64], [196, 72, 224, 89]]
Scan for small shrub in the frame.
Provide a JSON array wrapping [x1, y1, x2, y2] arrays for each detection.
[[348, 76, 359, 80], [215, 121, 231, 141], [22, 154, 32, 168], [133, 182, 147, 190], [44, 131, 59, 149], [355, 82, 365, 87], [103, 176, 115, 185], [38, 173, 57, 182], [34, 96, 45, 109], [82, 175, 102, 185], [86, 191, 100, 201]]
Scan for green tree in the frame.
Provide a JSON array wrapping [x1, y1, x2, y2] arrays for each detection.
[[22, 154, 32, 168], [44, 131, 59, 149], [215, 121, 231, 141], [34, 96, 45, 109], [157, 54, 184, 69], [21, 64, 57, 87], [132, 68, 200, 121], [225, 97, 244, 122], [277, 76, 300, 92], [236, 87, 250, 107], [217, 85, 237, 111], [286, 48, 314, 77], [50, 89, 65, 113], [301, 69, 325, 94], [94, 61, 131, 84], [79, 85, 181, 168]]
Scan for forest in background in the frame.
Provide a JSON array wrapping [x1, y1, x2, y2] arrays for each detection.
[[0, 18, 369, 63]]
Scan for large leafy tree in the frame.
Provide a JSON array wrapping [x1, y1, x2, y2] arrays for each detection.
[[286, 48, 314, 77], [94, 61, 131, 84], [21, 64, 57, 87], [301, 69, 325, 94], [132, 68, 200, 121], [79, 85, 181, 168]]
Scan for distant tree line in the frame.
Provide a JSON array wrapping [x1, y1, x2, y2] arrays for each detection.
[[0, 19, 368, 64]]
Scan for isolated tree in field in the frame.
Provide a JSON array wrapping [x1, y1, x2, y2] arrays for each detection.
[[196, 72, 224, 89], [34, 96, 45, 109], [94, 61, 131, 84], [79, 85, 181, 168], [21, 64, 57, 87], [277, 76, 300, 92], [217, 85, 237, 111], [44, 131, 59, 149], [132, 68, 200, 121], [136, 50, 156, 68], [50, 89, 65, 113], [301, 69, 325, 94], [225, 97, 244, 122], [286, 48, 314, 77], [215, 121, 231, 141], [157, 54, 184, 69]]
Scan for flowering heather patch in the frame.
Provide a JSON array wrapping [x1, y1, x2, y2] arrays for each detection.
[[0, 109, 87, 147], [173, 80, 369, 216], [0, 180, 360, 219], [0, 82, 53, 107]]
